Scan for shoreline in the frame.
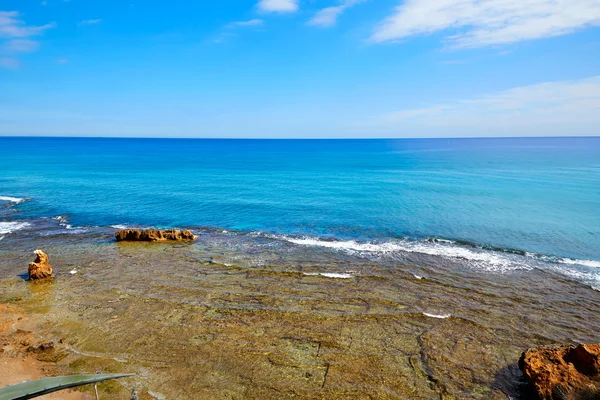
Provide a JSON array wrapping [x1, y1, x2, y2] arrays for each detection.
[[1, 215, 599, 292], [1, 237, 599, 399]]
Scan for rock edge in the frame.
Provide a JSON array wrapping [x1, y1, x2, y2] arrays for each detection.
[[519, 343, 600, 399], [115, 229, 196, 242], [28, 250, 53, 280]]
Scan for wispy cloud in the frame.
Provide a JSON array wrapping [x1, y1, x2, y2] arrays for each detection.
[[3, 38, 39, 53], [213, 19, 264, 44], [0, 11, 55, 38], [257, 0, 298, 13], [371, 0, 600, 48], [77, 19, 102, 26], [308, 0, 363, 27], [226, 19, 264, 29], [372, 76, 600, 136], [0, 57, 19, 69], [57, 57, 68, 64], [0, 11, 55, 69]]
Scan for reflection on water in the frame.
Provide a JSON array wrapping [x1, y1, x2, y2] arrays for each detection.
[[1, 230, 599, 399]]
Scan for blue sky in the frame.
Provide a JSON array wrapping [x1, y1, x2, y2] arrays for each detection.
[[0, 0, 599, 138]]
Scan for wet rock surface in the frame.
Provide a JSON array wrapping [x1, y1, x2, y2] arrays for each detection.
[[519, 343, 600, 399], [115, 229, 196, 242], [1, 231, 600, 399], [28, 250, 53, 280]]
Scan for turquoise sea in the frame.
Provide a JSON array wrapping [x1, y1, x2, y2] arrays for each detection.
[[1, 136, 599, 289]]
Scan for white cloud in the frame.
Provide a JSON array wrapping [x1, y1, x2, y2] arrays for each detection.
[[78, 19, 102, 26], [308, 0, 363, 27], [371, 0, 600, 47], [57, 57, 68, 64], [0, 56, 18, 69], [257, 0, 298, 13], [0, 11, 55, 38], [226, 19, 264, 28], [3, 39, 39, 52], [373, 76, 600, 136], [0, 11, 55, 68]]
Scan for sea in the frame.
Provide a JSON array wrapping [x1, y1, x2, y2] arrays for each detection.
[[1, 136, 599, 398], [1, 136, 599, 288]]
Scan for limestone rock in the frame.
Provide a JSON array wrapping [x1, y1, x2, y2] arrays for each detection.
[[28, 249, 53, 280], [115, 229, 196, 242], [519, 343, 600, 399]]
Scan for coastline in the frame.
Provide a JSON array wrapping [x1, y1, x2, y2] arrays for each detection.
[[0, 136, 599, 398], [2, 229, 600, 399]]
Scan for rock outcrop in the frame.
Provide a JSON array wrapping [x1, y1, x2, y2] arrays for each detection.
[[28, 250, 53, 280], [115, 229, 196, 242], [519, 343, 600, 399]]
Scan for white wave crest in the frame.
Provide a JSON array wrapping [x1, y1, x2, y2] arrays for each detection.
[[303, 272, 354, 279], [281, 236, 530, 272], [0, 196, 25, 204], [111, 225, 130, 229], [0, 221, 30, 235], [423, 312, 451, 319], [559, 258, 600, 269], [53, 215, 74, 229]]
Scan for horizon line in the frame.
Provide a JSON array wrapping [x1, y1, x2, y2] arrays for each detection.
[[0, 135, 599, 140]]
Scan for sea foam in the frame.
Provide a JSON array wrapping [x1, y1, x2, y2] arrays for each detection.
[[0, 221, 30, 235], [302, 272, 354, 279], [280, 236, 531, 272], [559, 258, 600, 269], [423, 312, 451, 319], [0, 196, 25, 204]]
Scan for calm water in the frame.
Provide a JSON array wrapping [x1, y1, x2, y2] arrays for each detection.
[[1, 137, 600, 398], [1, 137, 599, 286]]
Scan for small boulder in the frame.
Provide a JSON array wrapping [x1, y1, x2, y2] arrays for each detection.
[[28, 250, 53, 280], [519, 343, 600, 399], [115, 229, 196, 242]]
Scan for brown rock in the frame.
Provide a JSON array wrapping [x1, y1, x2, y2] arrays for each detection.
[[28, 250, 53, 280], [519, 343, 600, 399], [115, 229, 196, 242]]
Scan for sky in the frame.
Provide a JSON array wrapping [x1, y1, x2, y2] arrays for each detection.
[[0, 0, 599, 138]]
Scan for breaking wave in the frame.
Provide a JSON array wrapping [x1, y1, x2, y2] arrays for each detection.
[[0, 196, 26, 204], [0, 221, 30, 235]]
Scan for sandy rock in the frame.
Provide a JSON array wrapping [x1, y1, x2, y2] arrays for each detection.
[[28, 250, 53, 280], [115, 229, 196, 242], [519, 343, 600, 399]]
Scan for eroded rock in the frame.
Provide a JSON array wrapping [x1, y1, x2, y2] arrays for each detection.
[[519, 343, 600, 399], [28, 250, 53, 280], [115, 229, 196, 242]]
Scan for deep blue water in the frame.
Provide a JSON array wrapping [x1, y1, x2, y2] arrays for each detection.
[[1, 137, 599, 263]]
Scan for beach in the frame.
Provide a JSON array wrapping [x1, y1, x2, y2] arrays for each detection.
[[1, 137, 599, 398]]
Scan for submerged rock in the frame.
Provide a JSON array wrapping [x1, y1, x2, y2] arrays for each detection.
[[115, 229, 196, 242], [519, 343, 600, 399], [28, 249, 53, 280]]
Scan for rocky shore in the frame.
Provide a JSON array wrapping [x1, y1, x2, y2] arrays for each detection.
[[114, 229, 196, 242], [520, 344, 600, 399], [1, 230, 600, 399], [0, 302, 90, 399]]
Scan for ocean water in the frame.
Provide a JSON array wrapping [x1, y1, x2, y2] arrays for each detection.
[[2, 137, 600, 398], [1, 136, 599, 287]]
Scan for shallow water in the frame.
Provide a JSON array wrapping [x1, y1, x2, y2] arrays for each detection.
[[1, 224, 599, 399]]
